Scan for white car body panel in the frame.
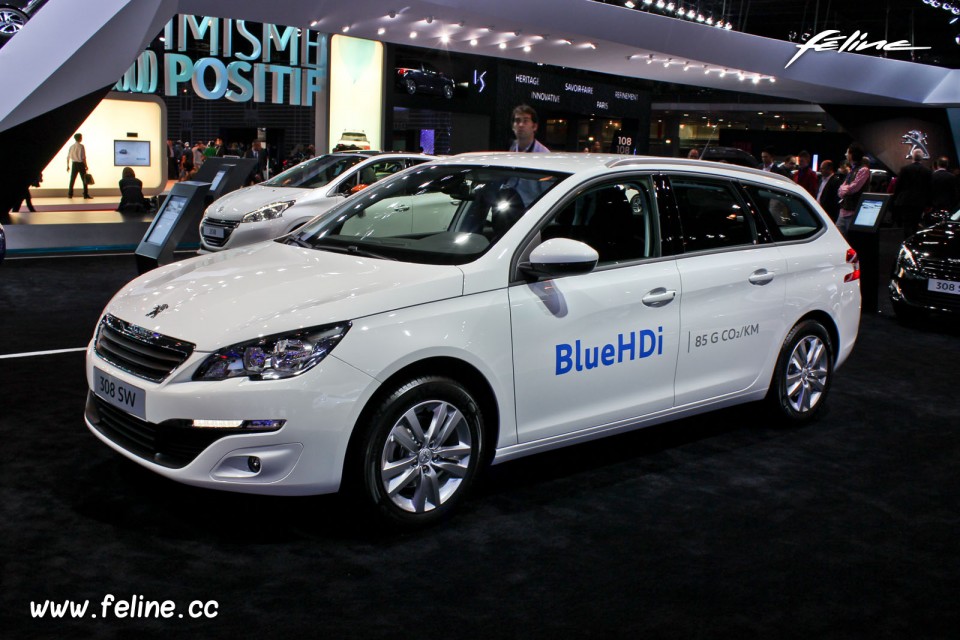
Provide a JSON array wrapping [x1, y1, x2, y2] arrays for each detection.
[[85, 153, 861, 498]]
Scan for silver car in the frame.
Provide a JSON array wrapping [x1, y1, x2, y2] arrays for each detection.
[[199, 152, 434, 252]]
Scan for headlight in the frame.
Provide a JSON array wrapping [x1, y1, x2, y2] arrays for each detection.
[[241, 200, 295, 223], [897, 246, 918, 270], [195, 323, 351, 381]]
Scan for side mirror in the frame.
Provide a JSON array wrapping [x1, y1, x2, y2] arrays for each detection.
[[518, 238, 599, 280], [349, 183, 369, 194]]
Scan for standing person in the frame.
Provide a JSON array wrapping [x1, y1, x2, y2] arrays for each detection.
[[244, 140, 268, 184], [760, 147, 789, 176], [836, 143, 871, 235], [930, 156, 959, 213], [509, 104, 549, 153], [166, 139, 178, 180], [816, 160, 842, 221], [892, 148, 932, 238], [192, 141, 206, 169], [793, 150, 818, 196], [687, 148, 700, 159], [66, 133, 92, 198]]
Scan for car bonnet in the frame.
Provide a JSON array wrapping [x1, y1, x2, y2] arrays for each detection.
[[103, 242, 465, 351]]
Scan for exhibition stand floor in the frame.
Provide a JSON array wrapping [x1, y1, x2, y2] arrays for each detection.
[[1, 253, 957, 638]]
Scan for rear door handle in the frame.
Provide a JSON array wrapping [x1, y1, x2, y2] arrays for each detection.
[[641, 287, 677, 307], [748, 269, 775, 286]]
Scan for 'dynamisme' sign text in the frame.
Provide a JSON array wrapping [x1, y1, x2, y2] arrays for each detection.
[[115, 16, 326, 105]]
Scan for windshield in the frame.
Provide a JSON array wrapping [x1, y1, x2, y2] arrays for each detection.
[[951, 209, 960, 222], [286, 164, 568, 264], [263, 154, 363, 189]]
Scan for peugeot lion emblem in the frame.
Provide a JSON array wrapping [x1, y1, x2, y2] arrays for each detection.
[[146, 304, 169, 318]]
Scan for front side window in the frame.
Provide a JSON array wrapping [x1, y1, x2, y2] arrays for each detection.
[[669, 177, 756, 252], [263, 155, 362, 189], [742, 183, 823, 240], [538, 177, 660, 265], [287, 164, 568, 264]]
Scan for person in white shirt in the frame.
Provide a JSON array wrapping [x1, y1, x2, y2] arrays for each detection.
[[66, 133, 91, 199], [508, 105, 549, 153]]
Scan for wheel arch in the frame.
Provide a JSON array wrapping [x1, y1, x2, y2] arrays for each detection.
[[341, 355, 502, 485]]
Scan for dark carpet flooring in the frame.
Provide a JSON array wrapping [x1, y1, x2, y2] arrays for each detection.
[[0, 252, 958, 639]]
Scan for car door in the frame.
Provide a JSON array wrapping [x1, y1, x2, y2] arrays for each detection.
[[509, 175, 682, 443], [662, 174, 787, 406]]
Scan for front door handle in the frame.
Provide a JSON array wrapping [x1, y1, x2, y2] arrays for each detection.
[[641, 287, 677, 307], [748, 269, 775, 286], [390, 203, 410, 212]]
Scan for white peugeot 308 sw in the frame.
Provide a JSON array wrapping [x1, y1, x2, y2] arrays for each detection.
[[85, 153, 861, 527]]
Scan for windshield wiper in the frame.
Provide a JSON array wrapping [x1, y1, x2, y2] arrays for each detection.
[[310, 241, 396, 261]]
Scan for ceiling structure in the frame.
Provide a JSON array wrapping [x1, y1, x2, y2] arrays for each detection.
[[2, 0, 960, 136]]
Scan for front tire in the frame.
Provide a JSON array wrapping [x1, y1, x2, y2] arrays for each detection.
[[354, 376, 483, 527], [767, 320, 833, 423]]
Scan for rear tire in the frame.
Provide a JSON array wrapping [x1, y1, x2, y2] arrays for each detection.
[[766, 320, 833, 423], [350, 376, 483, 528], [404, 78, 417, 95]]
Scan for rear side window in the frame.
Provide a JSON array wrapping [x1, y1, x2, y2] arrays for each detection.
[[669, 177, 756, 252], [742, 183, 823, 241]]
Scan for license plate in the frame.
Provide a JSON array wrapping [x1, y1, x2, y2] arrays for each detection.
[[928, 279, 960, 296], [93, 367, 146, 420], [202, 224, 225, 239]]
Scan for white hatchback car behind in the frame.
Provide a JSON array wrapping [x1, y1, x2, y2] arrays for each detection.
[[198, 152, 433, 252]]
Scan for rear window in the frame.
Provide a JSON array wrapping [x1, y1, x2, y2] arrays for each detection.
[[742, 183, 823, 241]]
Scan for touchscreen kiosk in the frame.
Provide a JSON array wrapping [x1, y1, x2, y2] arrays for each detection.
[[850, 193, 890, 232], [194, 157, 258, 202], [135, 181, 210, 273]]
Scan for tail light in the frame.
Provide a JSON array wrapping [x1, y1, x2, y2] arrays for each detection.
[[843, 248, 860, 282], [397, 68, 413, 75]]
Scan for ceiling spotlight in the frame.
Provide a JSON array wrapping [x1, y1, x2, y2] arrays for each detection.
[[470, 38, 478, 46], [656, 0, 666, 8], [377, 27, 386, 35], [388, 10, 397, 19], [523, 45, 532, 53], [341, 26, 350, 33], [676, 6, 685, 15], [310, 20, 318, 27], [514, 30, 522, 36], [410, 31, 417, 39], [706, 17, 714, 25], [769, 77, 776, 83], [643, 0, 653, 4], [663, 58, 671, 67], [667, 2, 675, 10], [560, 38, 572, 45], [752, 76, 760, 84], [687, 9, 696, 18], [499, 42, 507, 49], [724, 23, 733, 30], [440, 34, 450, 43], [624, 0, 635, 7], [587, 42, 597, 49], [696, 14, 705, 22], [425, 16, 434, 24], [647, 54, 654, 64]]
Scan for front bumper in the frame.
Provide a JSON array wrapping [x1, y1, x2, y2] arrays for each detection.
[[85, 343, 378, 495]]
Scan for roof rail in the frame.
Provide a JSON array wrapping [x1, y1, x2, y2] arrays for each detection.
[[607, 156, 795, 184]]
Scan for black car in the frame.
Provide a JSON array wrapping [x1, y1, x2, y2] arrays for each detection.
[[0, 221, 6, 265], [890, 208, 960, 320], [698, 146, 760, 168], [0, 0, 46, 38], [395, 60, 455, 99]]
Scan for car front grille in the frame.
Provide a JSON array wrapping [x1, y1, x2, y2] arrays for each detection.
[[919, 256, 960, 281], [200, 217, 240, 247], [94, 314, 194, 382], [86, 393, 243, 469]]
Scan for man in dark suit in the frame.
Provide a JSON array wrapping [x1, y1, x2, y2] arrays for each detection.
[[816, 159, 842, 221], [893, 149, 933, 237], [930, 156, 959, 213], [244, 140, 268, 184]]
